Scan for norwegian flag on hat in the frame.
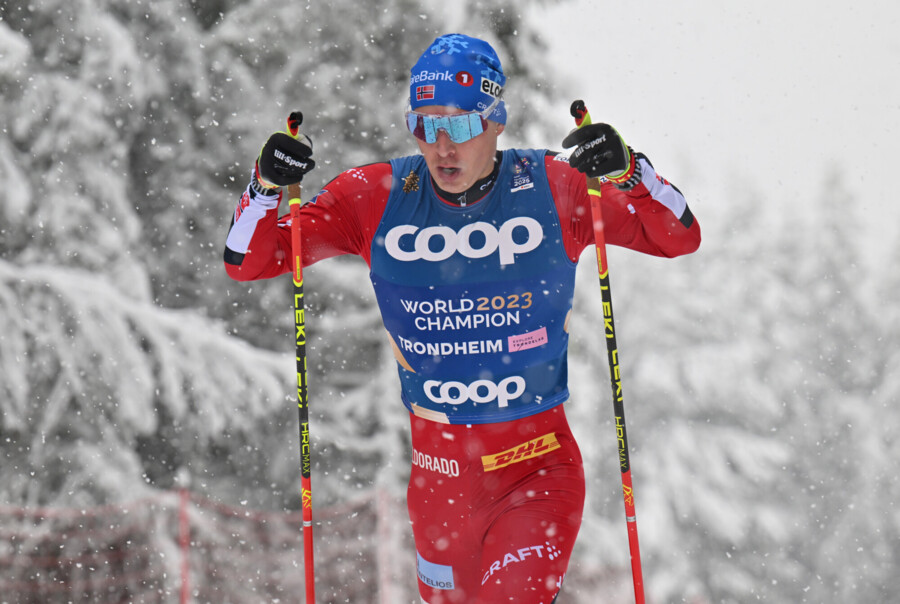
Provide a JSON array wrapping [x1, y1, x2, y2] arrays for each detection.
[[416, 85, 435, 101]]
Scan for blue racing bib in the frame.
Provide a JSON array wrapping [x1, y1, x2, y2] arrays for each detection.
[[370, 149, 577, 424]]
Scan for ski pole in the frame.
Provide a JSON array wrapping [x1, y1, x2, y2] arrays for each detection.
[[570, 99, 646, 604], [285, 111, 315, 604]]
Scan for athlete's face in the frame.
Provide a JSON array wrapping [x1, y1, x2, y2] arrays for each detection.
[[413, 106, 504, 194]]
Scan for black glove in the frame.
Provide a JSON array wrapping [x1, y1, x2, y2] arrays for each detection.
[[562, 123, 638, 188], [255, 115, 315, 189]]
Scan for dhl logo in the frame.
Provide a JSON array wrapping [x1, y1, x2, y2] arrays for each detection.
[[481, 433, 561, 472]]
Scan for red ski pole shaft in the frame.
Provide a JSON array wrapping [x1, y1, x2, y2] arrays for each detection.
[[286, 111, 315, 604], [570, 100, 646, 604]]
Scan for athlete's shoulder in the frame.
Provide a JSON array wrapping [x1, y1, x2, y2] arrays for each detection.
[[500, 148, 551, 162], [499, 148, 574, 178], [315, 161, 393, 203], [524, 149, 584, 202], [541, 149, 581, 174]]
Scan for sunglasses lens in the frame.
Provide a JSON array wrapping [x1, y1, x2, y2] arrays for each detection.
[[448, 113, 484, 143], [405, 112, 487, 144], [406, 113, 426, 140]]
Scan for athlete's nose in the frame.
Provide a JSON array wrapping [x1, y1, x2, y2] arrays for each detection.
[[434, 130, 456, 156]]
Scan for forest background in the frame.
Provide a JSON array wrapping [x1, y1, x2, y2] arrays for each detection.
[[1, 0, 898, 602]]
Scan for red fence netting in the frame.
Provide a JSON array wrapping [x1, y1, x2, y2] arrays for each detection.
[[0, 489, 409, 604]]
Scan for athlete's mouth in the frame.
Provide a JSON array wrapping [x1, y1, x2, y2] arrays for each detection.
[[439, 167, 460, 176]]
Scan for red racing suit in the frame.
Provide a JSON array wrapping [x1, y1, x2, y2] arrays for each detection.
[[225, 149, 700, 603]]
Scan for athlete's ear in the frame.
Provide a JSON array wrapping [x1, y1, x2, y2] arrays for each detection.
[[495, 124, 505, 136]]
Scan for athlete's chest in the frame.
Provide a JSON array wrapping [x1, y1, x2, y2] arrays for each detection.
[[372, 154, 567, 285]]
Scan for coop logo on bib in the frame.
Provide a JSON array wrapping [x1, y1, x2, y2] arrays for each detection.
[[423, 376, 526, 408], [384, 217, 542, 266]]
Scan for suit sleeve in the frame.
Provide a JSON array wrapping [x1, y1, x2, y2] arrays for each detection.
[[547, 153, 701, 261], [224, 163, 393, 282]]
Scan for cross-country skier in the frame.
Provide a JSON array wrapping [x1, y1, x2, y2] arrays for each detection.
[[224, 33, 700, 604]]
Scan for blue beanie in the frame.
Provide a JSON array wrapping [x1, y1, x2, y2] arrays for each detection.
[[409, 34, 507, 124]]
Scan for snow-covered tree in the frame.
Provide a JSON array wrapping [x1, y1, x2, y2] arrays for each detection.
[[0, 0, 571, 600]]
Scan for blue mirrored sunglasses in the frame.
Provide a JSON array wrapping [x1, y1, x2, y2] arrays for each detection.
[[405, 96, 502, 144], [405, 111, 486, 144]]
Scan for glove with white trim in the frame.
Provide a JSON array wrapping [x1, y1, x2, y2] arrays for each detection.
[[562, 122, 641, 190], [254, 111, 315, 191]]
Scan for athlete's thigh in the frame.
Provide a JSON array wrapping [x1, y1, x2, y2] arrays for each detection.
[[477, 459, 585, 603], [407, 418, 484, 602]]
